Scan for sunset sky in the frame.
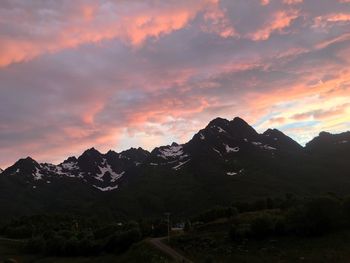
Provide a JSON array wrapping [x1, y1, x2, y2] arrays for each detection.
[[0, 0, 350, 168]]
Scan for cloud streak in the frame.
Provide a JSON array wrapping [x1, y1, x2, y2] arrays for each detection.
[[0, 0, 350, 167]]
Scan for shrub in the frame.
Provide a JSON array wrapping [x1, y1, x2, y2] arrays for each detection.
[[274, 217, 287, 236], [93, 223, 121, 239], [184, 221, 191, 232], [195, 206, 239, 223], [45, 235, 65, 256], [64, 237, 79, 256], [286, 197, 340, 236], [230, 224, 251, 240], [105, 228, 142, 253], [22, 236, 45, 254], [250, 214, 274, 238], [342, 196, 350, 223]]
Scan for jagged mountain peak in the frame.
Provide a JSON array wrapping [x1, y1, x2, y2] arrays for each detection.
[[1, 156, 42, 179], [319, 131, 332, 137], [2, 115, 349, 194], [307, 131, 349, 145], [120, 147, 150, 161], [15, 156, 40, 167], [306, 131, 350, 153], [263, 128, 282, 136], [121, 147, 149, 154], [232, 116, 248, 124], [63, 156, 78, 164], [207, 117, 230, 128], [228, 117, 258, 139], [262, 128, 302, 151], [105, 150, 119, 159], [81, 147, 102, 157], [106, 149, 117, 154], [263, 128, 293, 141], [190, 116, 258, 144]]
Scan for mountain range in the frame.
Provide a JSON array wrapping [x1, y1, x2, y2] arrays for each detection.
[[0, 117, 349, 219]]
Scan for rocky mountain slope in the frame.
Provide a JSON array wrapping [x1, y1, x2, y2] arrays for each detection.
[[0, 116, 349, 218]]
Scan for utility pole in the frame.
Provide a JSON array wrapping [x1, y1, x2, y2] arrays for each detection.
[[165, 212, 170, 242]]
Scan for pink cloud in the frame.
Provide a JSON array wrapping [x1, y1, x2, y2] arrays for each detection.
[[248, 10, 299, 41], [0, 0, 220, 67], [1, 0, 350, 167]]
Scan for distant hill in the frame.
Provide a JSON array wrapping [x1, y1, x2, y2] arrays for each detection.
[[0, 116, 349, 219]]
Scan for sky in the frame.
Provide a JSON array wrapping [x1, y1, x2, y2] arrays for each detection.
[[0, 0, 350, 168]]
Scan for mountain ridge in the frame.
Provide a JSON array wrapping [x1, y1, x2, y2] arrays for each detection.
[[0, 116, 350, 219], [1, 116, 349, 193]]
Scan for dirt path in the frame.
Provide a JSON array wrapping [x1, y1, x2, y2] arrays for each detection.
[[149, 237, 192, 263]]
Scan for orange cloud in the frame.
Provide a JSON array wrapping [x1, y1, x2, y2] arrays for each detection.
[[260, 0, 270, 6], [249, 10, 299, 41], [313, 13, 350, 28], [292, 105, 348, 121], [82, 101, 105, 125], [202, 1, 236, 38], [0, 1, 218, 67], [269, 117, 286, 124]]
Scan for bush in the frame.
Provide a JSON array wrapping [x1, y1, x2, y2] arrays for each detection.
[[93, 223, 121, 239], [22, 236, 45, 254], [105, 228, 142, 253], [45, 235, 65, 256], [342, 196, 350, 223], [250, 214, 274, 238], [64, 237, 79, 256], [230, 224, 251, 240], [4, 225, 32, 238], [274, 217, 287, 236], [286, 197, 340, 236], [184, 221, 191, 232], [152, 222, 168, 237], [195, 206, 239, 223]]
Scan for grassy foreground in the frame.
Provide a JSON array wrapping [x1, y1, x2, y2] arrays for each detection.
[[0, 239, 171, 263], [171, 222, 350, 263]]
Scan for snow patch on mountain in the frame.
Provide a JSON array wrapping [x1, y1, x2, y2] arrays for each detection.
[[217, 126, 226, 133], [199, 133, 205, 140], [262, 145, 277, 150], [33, 167, 44, 180], [158, 145, 184, 159], [224, 144, 239, 153], [61, 161, 78, 170], [111, 171, 125, 182], [172, 159, 191, 170], [227, 169, 244, 176], [212, 148, 222, 156], [252, 142, 277, 150], [93, 184, 119, 192], [95, 159, 124, 182]]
